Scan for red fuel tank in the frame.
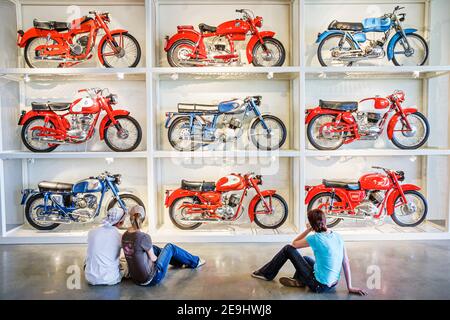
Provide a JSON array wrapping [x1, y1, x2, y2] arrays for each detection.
[[216, 174, 246, 192], [216, 19, 250, 39], [359, 173, 392, 190]]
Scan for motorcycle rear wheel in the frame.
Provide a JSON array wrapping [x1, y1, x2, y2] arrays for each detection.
[[24, 37, 61, 68], [169, 197, 202, 230], [167, 116, 203, 151], [25, 193, 60, 230], [317, 34, 356, 67], [167, 40, 196, 67], [21, 117, 59, 153], [307, 192, 343, 228], [253, 194, 288, 229], [307, 114, 345, 150]]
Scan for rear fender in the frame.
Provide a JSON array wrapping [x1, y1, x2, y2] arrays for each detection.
[[246, 31, 276, 64], [248, 190, 276, 222], [99, 110, 130, 140], [305, 185, 349, 206], [386, 184, 421, 215], [18, 111, 66, 129], [17, 28, 57, 47], [387, 28, 418, 60], [97, 29, 129, 64], [21, 189, 38, 205], [305, 107, 347, 124], [387, 108, 418, 139], [316, 30, 348, 44], [165, 189, 197, 208], [164, 30, 201, 52]]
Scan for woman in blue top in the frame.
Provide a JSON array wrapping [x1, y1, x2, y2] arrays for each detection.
[[252, 209, 367, 295]]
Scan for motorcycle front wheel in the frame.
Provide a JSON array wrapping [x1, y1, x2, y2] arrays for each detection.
[[307, 114, 345, 150], [317, 34, 356, 67], [21, 117, 59, 153], [167, 116, 203, 151], [392, 34, 428, 66], [253, 194, 288, 229], [391, 112, 430, 149], [25, 193, 60, 230], [107, 193, 145, 229], [100, 33, 141, 68], [391, 190, 428, 227], [104, 115, 142, 152], [252, 38, 286, 67], [169, 197, 202, 230], [250, 115, 287, 150], [307, 192, 342, 228]]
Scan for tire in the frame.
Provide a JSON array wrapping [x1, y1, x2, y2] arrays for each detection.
[[167, 40, 196, 67], [307, 114, 344, 150], [392, 33, 428, 66], [25, 193, 60, 230], [169, 197, 202, 230], [24, 37, 60, 68], [253, 194, 288, 229], [390, 112, 430, 150], [103, 115, 142, 152], [167, 116, 202, 151], [307, 192, 343, 228], [100, 32, 141, 68], [252, 38, 286, 67], [107, 193, 145, 229], [21, 116, 59, 153], [317, 34, 356, 67], [391, 190, 428, 227], [250, 115, 287, 150]]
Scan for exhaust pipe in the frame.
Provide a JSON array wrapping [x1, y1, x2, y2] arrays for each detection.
[[327, 213, 367, 220]]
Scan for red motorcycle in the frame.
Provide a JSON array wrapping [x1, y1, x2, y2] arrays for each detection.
[[165, 173, 288, 230], [305, 166, 428, 228], [17, 11, 141, 68], [164, 9, 285, 67], [18, 88, 142, 152], [306, 90, 430, 150]]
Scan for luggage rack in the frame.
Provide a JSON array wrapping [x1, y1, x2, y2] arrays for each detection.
[[177, 102, 218, 113]]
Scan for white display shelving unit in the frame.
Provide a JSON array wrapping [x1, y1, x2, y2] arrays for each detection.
[[0, 0, 449, 244]]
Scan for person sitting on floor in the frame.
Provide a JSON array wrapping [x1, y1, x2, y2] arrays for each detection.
[[122, 205, 205, 286], [85, 207, 128, 286], [252, 209, 367, 295]]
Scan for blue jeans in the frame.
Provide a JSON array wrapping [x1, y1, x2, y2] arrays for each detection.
[[148, 243, 200, 285]]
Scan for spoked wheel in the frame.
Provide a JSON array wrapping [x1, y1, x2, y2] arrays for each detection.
[[392, 34, 428, 66], [307, 192, 343, 228], [250, 115, 287, 150], [107, 194, 145, 229], [25, 194, 60, 230], [391, 190, 427, 227], [307, 114, 345, 150], [104, 115, 142, 152], [252, 38, 286, 67], [21, 117, 59, 152], [391, 112, 430, 149], [169, 197, 202, 230], [100, 33, 141, 68], [24, 37, 61, 68], [253, 194, 288, 229], [317, 34, 356, 67], [167, 40, 196, 67], [167, 117, 203, 151]]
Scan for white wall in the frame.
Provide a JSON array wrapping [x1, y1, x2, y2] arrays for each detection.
[[0, 79, 21, 151], [0, 0, 18, 68], [429, 0, 450, 65], [3, 159, 23, 227]]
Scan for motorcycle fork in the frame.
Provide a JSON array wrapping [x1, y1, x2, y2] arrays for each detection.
[[251, 101, 270, 131], [394, 101, 413, 131], [253, 183, 273, 214]]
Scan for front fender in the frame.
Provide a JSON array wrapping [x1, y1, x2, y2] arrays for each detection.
[[97, 29, 129, 64], [387, 108, 418, 139], [386, 184, 422, 215], [99, 109, 130, 140], [248, 190, 276, 222], [387, 28, 418, 60], [164, 30, 201, 52], [165, 189, 197, 208], [246, 31, 276, 64], [316, 30, 346, 44]]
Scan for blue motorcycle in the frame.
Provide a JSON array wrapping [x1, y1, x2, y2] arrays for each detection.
[[21, 171, 144, 230], [165, 96, 287, 151], [316, 6, 428, 66]]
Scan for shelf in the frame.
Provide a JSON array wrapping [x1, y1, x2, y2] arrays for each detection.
[[153, 150, 300, 158], [0, 150, 149, 160], [304, 148, 450, 157]]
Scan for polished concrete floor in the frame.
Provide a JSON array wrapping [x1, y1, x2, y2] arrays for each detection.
[[1, 241, 450, 300]]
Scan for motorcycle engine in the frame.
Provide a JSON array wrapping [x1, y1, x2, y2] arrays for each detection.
[[71, 194, 98, 222], [216, 193, 241, 220], [365, 40, 385, 58], [355, 191, 385, 217], [206, 36, 231, 57], [69, 35, 90, 56], [354, 111, 382, 139], [214, 116, 242, 142], [67, 114, 95, 141]]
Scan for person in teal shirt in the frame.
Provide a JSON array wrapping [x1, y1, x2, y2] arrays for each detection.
[[252, 209, 367, 295]]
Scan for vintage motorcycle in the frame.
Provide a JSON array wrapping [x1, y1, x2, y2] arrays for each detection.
[[316, 6, 428, 66], [17, 11, 141, 68], [21, 172, 145, 230], [305, 166, 428, 228], [164, 9, 285, 67], [18, 88, 142, 153], [165, 173, 288, 230], [165, 96, 287, 151], [306, 90, 429, 150]]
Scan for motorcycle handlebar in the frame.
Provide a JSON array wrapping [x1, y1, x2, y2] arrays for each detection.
[[236, 9, 243, 13]]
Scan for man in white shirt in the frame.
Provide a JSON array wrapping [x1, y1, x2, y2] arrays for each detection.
[[85, 207, 127, 285]]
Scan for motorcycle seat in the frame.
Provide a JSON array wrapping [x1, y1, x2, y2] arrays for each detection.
[[38, 181, 74, 192], [31, 102, 71, 111], [218, 99, 244, 114], [328, 20, 364, 31], [319, 99, 358, 111], [323, 179, 360, 190], [198, 23, 217, 33], [33, 19, 70, 31], [181, 180, 216, 192]]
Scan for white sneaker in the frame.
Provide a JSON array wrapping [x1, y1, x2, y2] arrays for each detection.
[[197, 258, 206, 268], [252, 271, 270, 281]]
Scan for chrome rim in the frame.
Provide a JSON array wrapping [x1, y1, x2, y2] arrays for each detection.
[[254, 196, 286, 227], [393, 114, 427, 148], [24, 118, 56, 150], [251, 119, 284, 150], [310, 195, 340, 226], [105, 118, 139, 151], [26, 37, 60, 68], [102, 34, 139, 68], [171, 42, 194, 67], [319, 35, 354, 66], [253, 40, 283, 67], [309, 115, 344, 149], [169, 119, 202, 151], [29, 197, 55, 228], [394, 193, 426, 225], [393, 35, 427, 66], [109, 196, 143, 228], [172, 197, 202, 228]]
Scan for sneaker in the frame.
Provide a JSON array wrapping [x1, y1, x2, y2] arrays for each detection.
[[251, 270, 270, 281], [279, 277, 305, 288], [196, 258, 206, 268]]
